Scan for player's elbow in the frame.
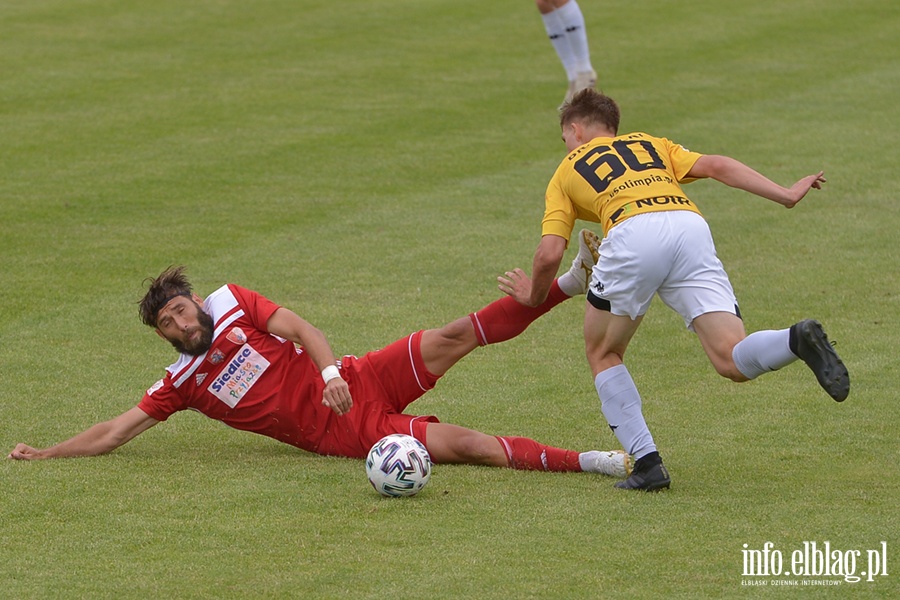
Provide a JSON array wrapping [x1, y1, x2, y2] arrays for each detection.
[[102, 432, 129, 452], [535, 235, 566, 265], [81, 433, 124, 457], [92, 420, 142, 456]]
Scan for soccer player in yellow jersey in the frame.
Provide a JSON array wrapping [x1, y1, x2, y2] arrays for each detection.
[[499, 89, 850, 491]]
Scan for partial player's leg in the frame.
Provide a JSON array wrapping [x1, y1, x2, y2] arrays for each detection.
[[423, 422, 629, 477], [420, 229, 600, 376], [695, 314, 850, 401], [583, 302, 669, 491], [536, 0, 597, 104], [661, 210, 849, 401], [691, 311, 749, 382], [581, 214, 675, 491], [422, 424, 509, 467]]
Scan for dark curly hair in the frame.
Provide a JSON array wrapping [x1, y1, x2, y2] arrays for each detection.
[[559, 88, 620, 135], [139, 265, 194, 328]]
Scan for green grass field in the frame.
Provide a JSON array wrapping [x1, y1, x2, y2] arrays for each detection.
[[2, 0, 898, 597]]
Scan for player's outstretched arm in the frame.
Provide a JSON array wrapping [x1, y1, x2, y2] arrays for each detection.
[[688, 154, 826, 209], [7, 406, 158, 460]]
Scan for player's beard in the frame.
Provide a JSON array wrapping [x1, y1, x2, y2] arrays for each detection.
[[170, 308, 215, 356]]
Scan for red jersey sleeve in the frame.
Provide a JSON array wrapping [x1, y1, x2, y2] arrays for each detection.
[[138, 376, 189, 421], [227, 284, 282, 332]]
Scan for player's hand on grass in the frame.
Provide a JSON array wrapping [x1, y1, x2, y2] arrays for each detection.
[[780, 171, 826, 209], [498, 268, 536, 306], [8, 443, 43, 460], [322, 378, 353, 416]]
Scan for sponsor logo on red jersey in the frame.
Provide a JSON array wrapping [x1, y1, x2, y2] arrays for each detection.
[[208, 343, 270, 408]]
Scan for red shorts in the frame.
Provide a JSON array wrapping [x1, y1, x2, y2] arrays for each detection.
[[313, 331, 442, 458]]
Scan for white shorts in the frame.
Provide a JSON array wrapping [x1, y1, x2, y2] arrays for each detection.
[[587, 211, 740, 330]]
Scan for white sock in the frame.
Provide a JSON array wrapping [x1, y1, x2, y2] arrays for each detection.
[[541, 7, 578, 80], [732, 329, 798, 380], [555, 0, 593, 74], [578, 451, 619, 476], [556, 271, 580, 297], [595, 364, 656, 460]]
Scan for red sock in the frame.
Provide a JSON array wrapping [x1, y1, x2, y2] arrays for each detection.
[[468, 280, 569, 346], [495, 436, 582, 472]]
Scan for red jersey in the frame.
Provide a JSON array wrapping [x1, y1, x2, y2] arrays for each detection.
[[138, 285, 440, 458]]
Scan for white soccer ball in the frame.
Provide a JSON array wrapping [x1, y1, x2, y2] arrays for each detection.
[[365, 434, 432, 497]]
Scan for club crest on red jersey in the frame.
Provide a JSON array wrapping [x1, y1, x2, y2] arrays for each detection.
[[227, 327, 248, 345], [208, 348, 226, 365]]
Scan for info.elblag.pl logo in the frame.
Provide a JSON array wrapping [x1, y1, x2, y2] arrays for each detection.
[[741, 541, 889, 586]]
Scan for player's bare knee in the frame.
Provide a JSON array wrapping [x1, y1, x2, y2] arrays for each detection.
[[719, 369, 747, 383], [435, 318, 476, 348], [585, 346, 624, 375]]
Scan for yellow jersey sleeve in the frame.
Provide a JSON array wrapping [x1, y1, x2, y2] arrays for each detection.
[[541, 132, 705, 238]]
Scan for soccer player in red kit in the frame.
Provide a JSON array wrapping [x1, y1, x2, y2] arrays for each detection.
[[9, 238, 630, 478]]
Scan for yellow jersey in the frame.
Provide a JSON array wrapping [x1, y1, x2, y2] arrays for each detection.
[[542, 132, 705, 241]]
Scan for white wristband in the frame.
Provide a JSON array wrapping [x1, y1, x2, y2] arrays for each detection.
[[321, 365, 341, 384]]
